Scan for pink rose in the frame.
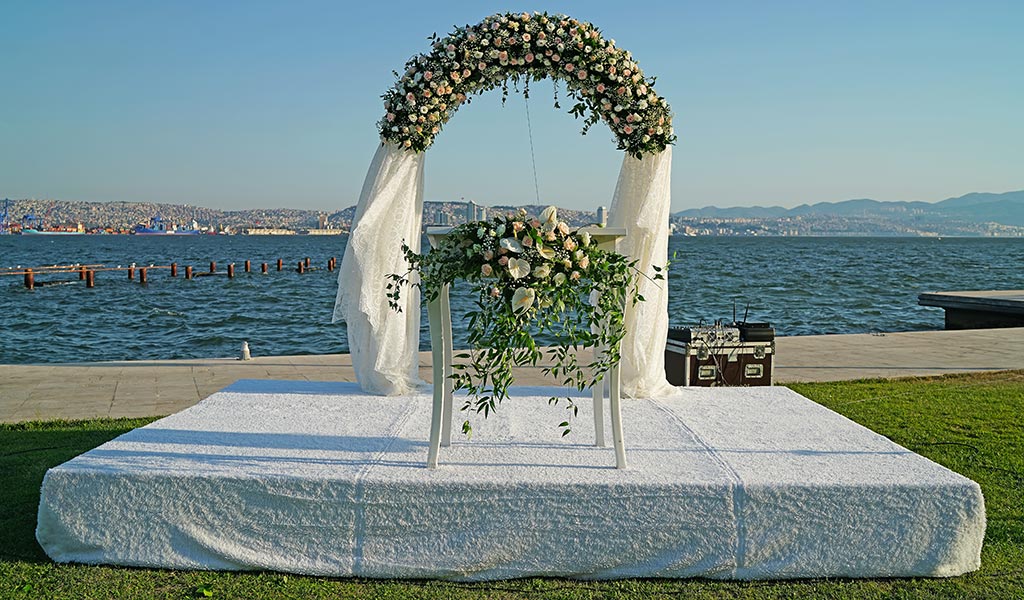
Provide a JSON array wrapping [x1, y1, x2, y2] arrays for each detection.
[[483, 249, 494, 260], [481, 264, 493, 276], [490, 287, 501, 297], [570, 271, 581, 281], [424, 71, 433, 81], [498, 256, 509, 266], [579, 256, 590, 269], [545, 231, 557, 241], [596, 84, 605, 93], [530, 218, 540, 228], [624, 125, 634, 134], [525, 53, 534, 63], [565, 63, 574, 72], [522, 236, 534, 247]]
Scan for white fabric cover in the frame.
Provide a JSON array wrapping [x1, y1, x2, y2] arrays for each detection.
[[608, 147, 675, 397], [333, 142, 425, 395], [37, 380, 985, 580]]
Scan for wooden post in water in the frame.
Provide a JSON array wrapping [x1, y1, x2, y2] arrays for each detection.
[[79, 266, 87, 281], [261, 262, 268, 274], [227, 264, 235, 278], [244, 260, 251, 273], [297, 260, 305, 274], [24, 268, 34, 290], [328, 257, 335, 271], [305, 257, 311, 269], [139, 267, 148, 284], [210, 261, 216, 274], [86, 270, 95, 288], [185, 266, 193, 280], [171, 262, 178, 277], [277, 258, 283, 271], [127, 266, 135, 280]]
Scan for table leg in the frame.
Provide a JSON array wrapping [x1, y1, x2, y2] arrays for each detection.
[[609, 360, 627, 469], [592, 346, 606, 447], [426, 296, 445, 468], [440, 283, 454, 446]]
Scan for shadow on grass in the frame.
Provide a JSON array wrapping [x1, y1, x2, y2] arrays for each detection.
[[0, 418, 156, 564]]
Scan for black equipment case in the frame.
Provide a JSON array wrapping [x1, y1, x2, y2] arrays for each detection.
[[664, 323, 775, 387]]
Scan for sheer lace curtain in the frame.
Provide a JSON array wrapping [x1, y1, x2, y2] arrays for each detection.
[[335, 143, 675, 398], [333, 142, 426, 395], [608, 146, 676, 398]]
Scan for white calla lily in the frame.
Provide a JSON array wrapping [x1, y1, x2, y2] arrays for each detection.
[[507, 258, 531, 279], [540, 205, 558, 228], [511, 287, 536, 312], [499, 237, 524, 253], [537, 245, 556, 261]]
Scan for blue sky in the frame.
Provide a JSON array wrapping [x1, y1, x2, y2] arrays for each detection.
[[1, 0, 1021, 212]]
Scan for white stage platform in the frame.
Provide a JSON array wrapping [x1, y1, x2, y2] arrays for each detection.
[[37, 381, 985, 580]]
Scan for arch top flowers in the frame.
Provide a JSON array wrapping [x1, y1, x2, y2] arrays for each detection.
[[379, 12, 676, 158]]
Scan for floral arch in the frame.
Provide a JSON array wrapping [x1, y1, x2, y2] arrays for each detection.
[[379, 12, 675, 158], [334, 12, 676, 398]]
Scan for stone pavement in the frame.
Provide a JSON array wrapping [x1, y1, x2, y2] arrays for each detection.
[[1, 327, 1022, 423]]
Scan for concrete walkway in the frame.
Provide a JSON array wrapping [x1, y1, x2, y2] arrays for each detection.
[[1, 327, 1022, 423]]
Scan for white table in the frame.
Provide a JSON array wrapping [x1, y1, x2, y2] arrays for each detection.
[[424, 226, 628, 469]]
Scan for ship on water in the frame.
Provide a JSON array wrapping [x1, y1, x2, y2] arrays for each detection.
[[133, 216, 202, 235], [19, 214, 85, 235]]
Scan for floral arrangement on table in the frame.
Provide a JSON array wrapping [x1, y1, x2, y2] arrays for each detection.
[[379, 11, 675, 159], [387, 207, 656, 435]]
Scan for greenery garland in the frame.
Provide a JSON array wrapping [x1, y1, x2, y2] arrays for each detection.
[[379, 11, 675, 158], [388, 207, 656, 435]]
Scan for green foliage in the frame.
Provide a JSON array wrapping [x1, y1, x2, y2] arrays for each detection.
[[389, 207, 649, 434]]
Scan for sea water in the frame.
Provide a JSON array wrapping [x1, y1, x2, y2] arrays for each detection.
[[1, 235, 1021, 364]]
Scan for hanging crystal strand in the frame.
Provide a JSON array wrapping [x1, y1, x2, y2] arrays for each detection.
[[525, 89, 541, 205]]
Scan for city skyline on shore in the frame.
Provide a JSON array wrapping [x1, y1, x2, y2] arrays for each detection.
[[2, 1, 1022, 212]]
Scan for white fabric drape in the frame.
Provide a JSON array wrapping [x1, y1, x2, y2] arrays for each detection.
[[333, 142, 426, 395], [608, 146, 676, 398]]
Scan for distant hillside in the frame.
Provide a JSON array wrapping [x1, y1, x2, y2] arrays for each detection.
[[674, 190, 1024, 227]]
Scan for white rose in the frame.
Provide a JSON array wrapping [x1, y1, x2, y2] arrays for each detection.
[[553, 272, 567, 285], [511, 287, 536, 312], [579, 231, 591, 247], [507, 258, 531, 279]]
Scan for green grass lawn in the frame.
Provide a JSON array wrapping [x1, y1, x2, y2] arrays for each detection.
[[2, 371, 1022, 599]]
